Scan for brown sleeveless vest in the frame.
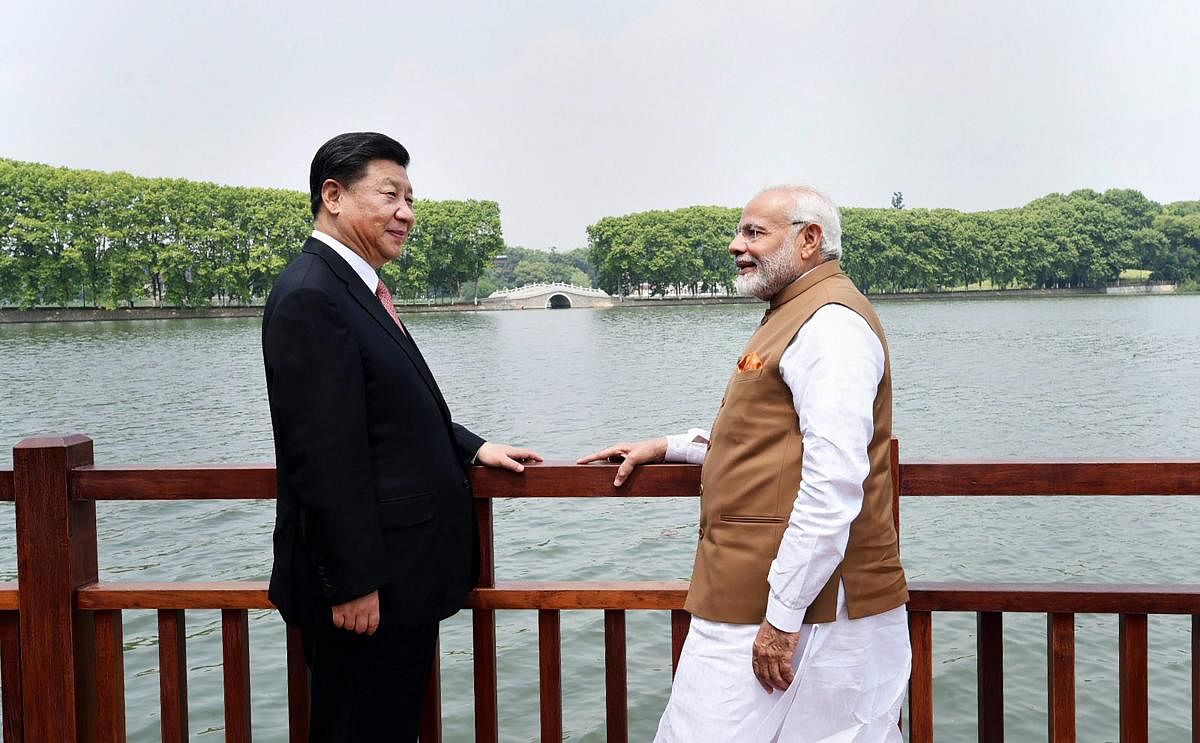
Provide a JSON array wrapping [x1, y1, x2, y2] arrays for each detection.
[[684, 260, 908, 625]]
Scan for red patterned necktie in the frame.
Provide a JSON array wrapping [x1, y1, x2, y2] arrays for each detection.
[[375, 281, 408, 336]]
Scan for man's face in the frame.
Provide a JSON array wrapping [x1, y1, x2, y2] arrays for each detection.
[[327, 159, 414, 269], [730, 191, 803, 300]]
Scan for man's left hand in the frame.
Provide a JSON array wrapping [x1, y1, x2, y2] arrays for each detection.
[[752, 620, 800, 693], [476, 442, 543, 473]]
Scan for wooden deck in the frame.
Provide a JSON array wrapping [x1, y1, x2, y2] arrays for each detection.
[[1, 435, 1198, 741]]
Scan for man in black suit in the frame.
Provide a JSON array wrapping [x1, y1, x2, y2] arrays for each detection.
[[262, 132, 540, 741]]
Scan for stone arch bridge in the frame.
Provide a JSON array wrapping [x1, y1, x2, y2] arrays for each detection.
[[483, 283, 615, 309]]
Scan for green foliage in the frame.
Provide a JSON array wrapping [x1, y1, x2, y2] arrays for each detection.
[[586, 206, 738, 296], [480, 245, 593, 293], [586, 188, 1198, 295], [0, 159, 505, 307], [3, 157, 1195, 306]]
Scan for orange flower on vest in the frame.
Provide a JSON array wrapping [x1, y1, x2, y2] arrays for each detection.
[[736, 351, 763, 372]]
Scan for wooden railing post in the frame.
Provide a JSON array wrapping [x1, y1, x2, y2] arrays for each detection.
[[977, 611, 1004, 742], [472, 494, 499, 743], [13, 434, 99, 742], [1047, 613, 1076, 742]]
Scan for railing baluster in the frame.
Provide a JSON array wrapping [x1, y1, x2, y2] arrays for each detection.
[[221, 608, 252, 742], [670, 610, 690, 678], [419, 636, 442, 743], [0, 611, 24, 743], [1119, 613, 1148, 743], [977, 611, 1003, 743], [604, 609, 628, 743], [158, 609, 189, 743], [473, 610, 499, 743], [285, 626, 308, 743], [473, 496, 499, 743], [908, 610, 933, 743], [94, 609, 126, 742], [539, 609, 562, 742], [1193, 615, 1198, 743], [1047, 612, 1075, 742]]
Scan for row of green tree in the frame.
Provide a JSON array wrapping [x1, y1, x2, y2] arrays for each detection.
[[0, 158, 503, 308], [587, 189, 1200, 296], [4, 157, 1198, 308]]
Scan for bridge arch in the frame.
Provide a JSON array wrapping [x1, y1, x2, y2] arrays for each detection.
[[483, 282, 614, 309]]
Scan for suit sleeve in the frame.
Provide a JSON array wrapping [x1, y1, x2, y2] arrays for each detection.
[[264, 287, 390, 605], [452, 422, 486, 464]]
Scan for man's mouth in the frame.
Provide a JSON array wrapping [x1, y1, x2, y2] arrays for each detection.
[[736, 260, 757, 274], [387, 229, 407, 241]]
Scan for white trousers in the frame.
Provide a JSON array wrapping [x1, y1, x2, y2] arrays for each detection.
[[654, 605, 910, 742]]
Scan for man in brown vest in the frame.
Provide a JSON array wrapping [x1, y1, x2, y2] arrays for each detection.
[[580, 186, 910, 741]]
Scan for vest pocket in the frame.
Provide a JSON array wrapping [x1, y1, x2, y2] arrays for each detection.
[[719, 514, 785, 524], [731, 367, 764, 383]]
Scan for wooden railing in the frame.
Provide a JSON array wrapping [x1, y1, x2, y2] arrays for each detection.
[[0, 436, 1198, 741]]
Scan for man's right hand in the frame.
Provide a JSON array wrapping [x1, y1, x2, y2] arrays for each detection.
[[576, 437, 668, 487], [332, 590, 380, 635]]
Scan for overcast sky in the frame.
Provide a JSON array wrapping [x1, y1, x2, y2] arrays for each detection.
[[4, 1, 1197, 249]]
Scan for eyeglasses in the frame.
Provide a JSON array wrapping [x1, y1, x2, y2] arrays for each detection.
[[732, 221, 809, 244]]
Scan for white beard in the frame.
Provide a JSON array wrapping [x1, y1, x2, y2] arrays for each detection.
[[734, 246, 802, 300]]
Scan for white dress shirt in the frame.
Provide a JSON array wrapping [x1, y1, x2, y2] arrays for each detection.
[[312, 230, 379, 293]]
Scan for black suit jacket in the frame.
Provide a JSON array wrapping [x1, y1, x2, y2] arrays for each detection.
[[262, 237, 484, 631]]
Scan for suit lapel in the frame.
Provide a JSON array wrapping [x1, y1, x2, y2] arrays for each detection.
[[303, 239, 453, 423]]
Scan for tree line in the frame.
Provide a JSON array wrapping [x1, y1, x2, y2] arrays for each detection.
[[587, 189, 1200, 296], [3, 157, 1198, 309], [0, 158, 503, 308]]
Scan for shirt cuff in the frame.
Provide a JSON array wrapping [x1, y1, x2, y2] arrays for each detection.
[[664, 429, 708, 464], [764, 594, 809, 633]]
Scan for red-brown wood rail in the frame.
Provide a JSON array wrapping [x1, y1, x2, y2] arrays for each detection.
[[4, 435, 1200, 743], [62, 459, 1200, 500], [65, 580, 1200, 743]]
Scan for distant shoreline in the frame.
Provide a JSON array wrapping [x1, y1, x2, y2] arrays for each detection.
[[0, 285, 1186, 324]]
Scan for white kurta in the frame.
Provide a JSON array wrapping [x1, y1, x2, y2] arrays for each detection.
[[654, 303, 911, 742]]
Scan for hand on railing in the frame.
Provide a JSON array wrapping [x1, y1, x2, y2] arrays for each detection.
[[477, 441, 544, 473], [577, 437, 668, 487]]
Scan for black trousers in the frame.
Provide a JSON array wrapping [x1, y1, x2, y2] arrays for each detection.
[[302, 620, 439, 742]]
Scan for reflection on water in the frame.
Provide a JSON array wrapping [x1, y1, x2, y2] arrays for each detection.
[[1, 294, 1198, 739]]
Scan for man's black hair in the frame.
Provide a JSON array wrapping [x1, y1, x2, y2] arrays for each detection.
[[308, 132, 410, 217]]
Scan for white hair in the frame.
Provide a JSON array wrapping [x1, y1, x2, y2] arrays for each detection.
[[759, 185, 843, 261]]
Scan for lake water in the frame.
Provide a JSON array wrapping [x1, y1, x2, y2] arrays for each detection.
[[1, 294, 1198, 741]]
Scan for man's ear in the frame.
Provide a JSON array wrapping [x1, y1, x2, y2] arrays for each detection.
[[799, 223, 823, 261], [321, 179, 344, 215]]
